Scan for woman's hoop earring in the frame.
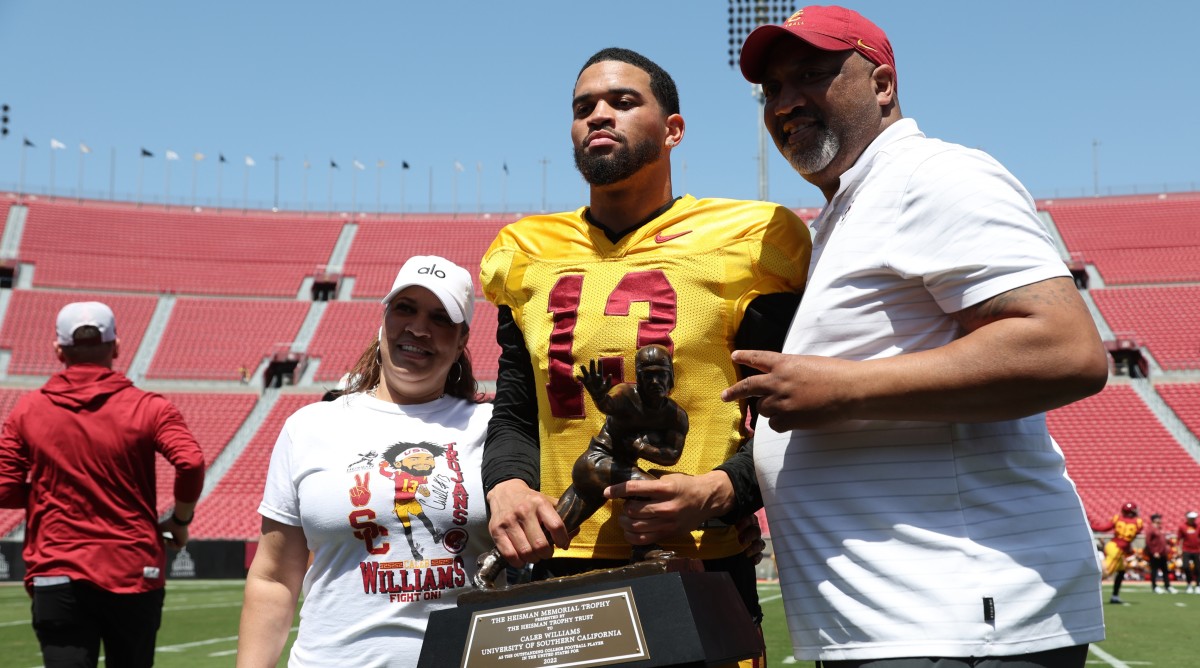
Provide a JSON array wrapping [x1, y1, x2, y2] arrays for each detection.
[[449, 361, 463, 385]]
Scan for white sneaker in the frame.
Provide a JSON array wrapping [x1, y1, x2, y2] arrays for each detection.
[[1167, 587, 1178, 594], [1154, 586, 1165, 594], [1188, 585, 1197, 594]]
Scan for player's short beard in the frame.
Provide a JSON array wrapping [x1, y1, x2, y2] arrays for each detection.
[[574, 136, 662, 186]]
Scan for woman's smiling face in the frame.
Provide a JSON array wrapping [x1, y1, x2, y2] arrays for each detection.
[[377, 285, 468, 405]]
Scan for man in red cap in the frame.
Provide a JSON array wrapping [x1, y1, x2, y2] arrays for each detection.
[[0, 301, 204, 668], [724, 6, 1107, 666]]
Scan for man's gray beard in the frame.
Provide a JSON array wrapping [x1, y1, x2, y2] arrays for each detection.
[[781, 129, 838, 176], [575, 137, 661, 186]]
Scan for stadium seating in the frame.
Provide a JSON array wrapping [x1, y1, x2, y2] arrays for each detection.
[[150, 392, 258, 517], [146, 298, 311, 380], [467, 301, 500, 382], [0, 388, 29, 535], [1157, 383, 1200, 440], [0, 289, 157, 376], [0, 389, 258, 535], [1090, 286, 1200, 371], [342, 217, 509, 298], [306, 300, 380, 383], [1047, 384, 1200, 524], [3, 193, 1200, 550], [17, 198, 343, 296], [0, 198, 11, 240], [1041, 193, 1200, 284], [189, 394, 322, 540]]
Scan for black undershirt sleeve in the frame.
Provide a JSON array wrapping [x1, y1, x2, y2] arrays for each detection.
[[482, 305, 541, 493], [713, 291, 802, 521]]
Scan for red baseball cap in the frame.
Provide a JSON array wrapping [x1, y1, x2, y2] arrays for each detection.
[[740, 5, 895, 84]]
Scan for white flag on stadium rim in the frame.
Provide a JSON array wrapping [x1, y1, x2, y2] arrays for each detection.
[[353, 159, 365, 170], [194, 152, 205, 161], [245, 155, 255, 167], [454, 161, 465, 172], [79, 143, 91, 154], [50, 138, 66, 150], [165, 150, 180, 161]]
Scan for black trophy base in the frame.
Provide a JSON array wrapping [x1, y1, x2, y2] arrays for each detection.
[[418, 559, 761, 668]]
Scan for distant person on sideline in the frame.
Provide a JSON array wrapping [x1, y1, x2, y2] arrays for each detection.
[[1179, 510, 1200, 593], [1145, 512, 1175, 594], [0, 301, 205, 668]]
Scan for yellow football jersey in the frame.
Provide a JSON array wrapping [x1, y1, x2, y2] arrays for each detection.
[[481, 195, 810, 559]]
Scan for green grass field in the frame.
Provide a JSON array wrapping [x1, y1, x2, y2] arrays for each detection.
[[0, 580, 297, 668], [1, 580, 1195, 667]]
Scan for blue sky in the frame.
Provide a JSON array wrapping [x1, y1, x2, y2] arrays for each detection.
[[1, 1, 1197, 214]]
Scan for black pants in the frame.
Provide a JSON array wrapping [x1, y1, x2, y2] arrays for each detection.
[[32, 581, 165, 668], [1148, 554, 1172, 588], [815, 644, 1089, 668], [532, 552, 763, 622], [1183, 552, 1200, 585]]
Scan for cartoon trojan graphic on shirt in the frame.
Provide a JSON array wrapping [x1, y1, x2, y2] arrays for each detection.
[[377, 441, 447, 559]]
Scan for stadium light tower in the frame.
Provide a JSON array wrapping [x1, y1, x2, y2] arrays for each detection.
[[728, 0, 796, 201]]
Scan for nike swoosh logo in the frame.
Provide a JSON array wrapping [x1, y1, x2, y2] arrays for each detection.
[[654, 230, 693, 243], [856, 39, 877, 52]]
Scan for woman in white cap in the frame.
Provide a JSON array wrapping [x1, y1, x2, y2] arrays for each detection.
[[237, 255, 493, 667]]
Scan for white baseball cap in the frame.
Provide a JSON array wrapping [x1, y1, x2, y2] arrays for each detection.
[[1188, 511, 1198, 520], [381, 255, 474, 324], [55, 301, 117, 346]]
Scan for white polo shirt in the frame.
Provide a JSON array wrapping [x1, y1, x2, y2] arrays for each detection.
[[755, 119, 1105, 661]]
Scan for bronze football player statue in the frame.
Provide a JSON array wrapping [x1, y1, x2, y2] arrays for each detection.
[[474, 344, 689, 589]]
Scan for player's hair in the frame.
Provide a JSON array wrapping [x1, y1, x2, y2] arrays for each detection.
[[382, 440, 447, 464], [578, 47, 680, 116]]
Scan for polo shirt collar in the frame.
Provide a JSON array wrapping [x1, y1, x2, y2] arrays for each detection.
[[833, 117, 923, 200]]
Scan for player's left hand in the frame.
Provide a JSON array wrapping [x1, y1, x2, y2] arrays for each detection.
[[577, 359, 613, 401], [735, 513, 767, 565], [606, 472, 732, 545]]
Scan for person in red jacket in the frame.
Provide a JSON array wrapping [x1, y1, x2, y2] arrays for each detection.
[[1091, 501, 1143, 604], [1145, 513, 1176, 594], [1180, 511, 1200, 594], [0, 301, 204, 668]]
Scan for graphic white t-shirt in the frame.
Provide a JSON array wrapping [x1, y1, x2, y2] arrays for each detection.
[[259, 393, 492, 667], [754, 119, 1105, 661]]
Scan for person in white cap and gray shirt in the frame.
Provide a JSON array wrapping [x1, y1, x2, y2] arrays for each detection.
[[238, 255, 494, 668], [0, 300, 205, 668]]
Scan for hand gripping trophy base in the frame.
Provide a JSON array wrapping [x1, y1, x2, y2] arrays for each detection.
[[474, 345, 688, 590]]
